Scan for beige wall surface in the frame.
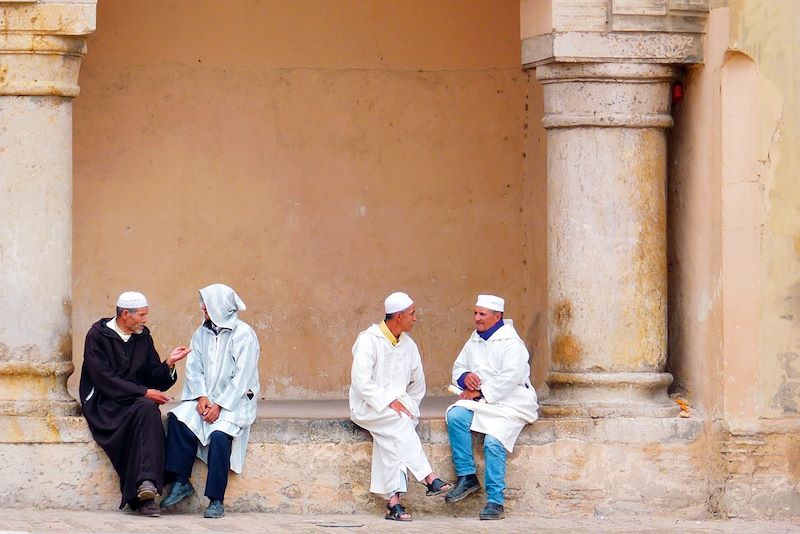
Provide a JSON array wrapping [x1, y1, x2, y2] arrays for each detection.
[[669, 0, 800, 420], [70, 0, 542, 399], [726, 0, 800, 419], [667, 8, 727, 418]]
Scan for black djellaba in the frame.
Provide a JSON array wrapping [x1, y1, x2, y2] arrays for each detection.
[[79, 319, 177, 510]]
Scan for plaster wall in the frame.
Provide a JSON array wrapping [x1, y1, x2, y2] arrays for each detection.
[[669, 1, 800, 421], [70, 1, 542, 399], [724, 0, 800, 420], [717, 0, 799, 421], [667, 7, 727, 417]]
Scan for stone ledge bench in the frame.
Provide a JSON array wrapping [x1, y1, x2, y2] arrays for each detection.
[[0, 398, 708, 518]]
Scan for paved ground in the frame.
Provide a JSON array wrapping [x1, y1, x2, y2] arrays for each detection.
[[0, 509, 797, 534]]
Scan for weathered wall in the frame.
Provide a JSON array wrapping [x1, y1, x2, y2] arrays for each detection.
[[669, 0, 800, 421], [669, 0, 800, 518], [70, 0, 542, 399], [667, 7, 727, 417], [723, 0, 800, 421]]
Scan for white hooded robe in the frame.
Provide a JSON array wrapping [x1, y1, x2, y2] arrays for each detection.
[[169, 284, 260, 473]]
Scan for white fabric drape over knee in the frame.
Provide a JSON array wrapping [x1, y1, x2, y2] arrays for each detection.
[[353, 406, 432, 498]]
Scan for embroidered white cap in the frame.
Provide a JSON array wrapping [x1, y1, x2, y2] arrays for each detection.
[[116, 291, 148, 309], [384, 292, 414, 314], [475, 294, 504, 312]]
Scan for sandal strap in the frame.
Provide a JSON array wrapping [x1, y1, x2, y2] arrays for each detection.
[[426, 478, 449, 492], [387, 503, 408, 517]]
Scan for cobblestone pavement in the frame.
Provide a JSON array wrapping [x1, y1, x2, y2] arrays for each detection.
[[0, 509, 798, 534]]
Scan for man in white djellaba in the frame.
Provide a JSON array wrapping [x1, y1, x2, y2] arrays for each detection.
[[160, 283, 260, 519], [349, 291, 452, 522], [444, 294, 538, 520]]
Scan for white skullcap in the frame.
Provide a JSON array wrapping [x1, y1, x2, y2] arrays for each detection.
[[384, 292, 414, 314], [476, 294, 504, 312], [116, 291, 148, 309]]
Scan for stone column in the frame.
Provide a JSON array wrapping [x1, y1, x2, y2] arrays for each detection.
[[538, 62, 678, 417], [0, 1, 96, 419], [522, 5, 708, 416]]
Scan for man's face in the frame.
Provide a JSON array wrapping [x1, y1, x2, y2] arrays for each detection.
[[395, 305, 417, 333], [119, 307, 148, 334], [201, 303, 210, 322], [474, 306, 501, 333]]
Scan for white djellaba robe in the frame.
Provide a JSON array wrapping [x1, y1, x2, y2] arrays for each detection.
[[349, 324, 432, 499], [448, 319, 538, 452], [169, 284, 260, 474]]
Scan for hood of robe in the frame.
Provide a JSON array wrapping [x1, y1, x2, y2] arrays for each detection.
[[199, 283, 246, 330]]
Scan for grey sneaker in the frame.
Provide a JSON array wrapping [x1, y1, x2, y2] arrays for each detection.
[[161, 481, 195, 508], [136, 480, 158, 501], [204, 499, 224, 519], [138, 499, 161, 517]]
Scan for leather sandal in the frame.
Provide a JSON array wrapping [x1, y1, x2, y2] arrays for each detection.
[[423, 477, 453, 496], [385, 503, 412, 521]]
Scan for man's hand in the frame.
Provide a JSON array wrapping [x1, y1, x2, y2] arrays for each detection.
[[389, 399, 415, 419], [460, 389, 483, 401], [464, 372, 482, 390], [196, 396, 210, 417], [202, 403, 221, 423], [144, 389, 169, 404], [166, 346, 191, 368]]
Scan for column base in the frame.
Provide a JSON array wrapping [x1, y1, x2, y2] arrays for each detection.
[[541, 371, 680, 418], [0, 361, 79, 416]]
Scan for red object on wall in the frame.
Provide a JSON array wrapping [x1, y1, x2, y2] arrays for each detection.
[[672, 82, 684, 104]]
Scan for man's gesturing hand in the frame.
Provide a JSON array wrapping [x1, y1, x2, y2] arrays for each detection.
[[464, 372, 482, 390], [389, 399, 415, 419], [144, 389, 169, 404], [166, 346, 191, 368]]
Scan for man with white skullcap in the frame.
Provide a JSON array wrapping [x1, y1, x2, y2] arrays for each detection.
[[444, 295, 538, 520], [349, 292, 451, 521], [161, 283, 260, 519], [79, 291, 191, 517]]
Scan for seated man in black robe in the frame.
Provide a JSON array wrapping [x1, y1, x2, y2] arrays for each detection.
[[79, 291, 190, 517]]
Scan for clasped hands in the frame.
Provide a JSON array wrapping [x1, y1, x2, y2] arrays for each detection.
[[460, 372, 483, 401], [196, 396, 221, 423]]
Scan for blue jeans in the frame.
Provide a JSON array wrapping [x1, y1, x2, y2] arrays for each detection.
[[446, 406, 507, 505]]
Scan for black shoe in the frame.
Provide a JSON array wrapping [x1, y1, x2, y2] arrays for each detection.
[[204, 499, 225, 519], [479, 502, 505, 520], [136, 480, 158, 501], [138, 499, 161, 517], [444, 474, 481, 503], [161, 481, 195, 508]]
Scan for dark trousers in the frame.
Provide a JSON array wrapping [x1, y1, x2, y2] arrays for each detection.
[[164, 413, 233, 502]]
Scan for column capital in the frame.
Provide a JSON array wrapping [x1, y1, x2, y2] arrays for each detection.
[[522, 30, 705, 69], [536, 62, 677, 129], [0, 1, 97, 97], [521, 0, 709, 68]]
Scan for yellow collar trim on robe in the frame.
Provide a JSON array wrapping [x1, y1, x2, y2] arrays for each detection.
[[379, 321, 400, 346]]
